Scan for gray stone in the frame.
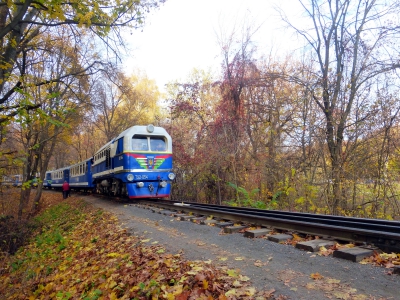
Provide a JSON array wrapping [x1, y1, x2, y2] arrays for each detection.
[[201, 219, 218, 225], [244, 229, 272, 238], [332, 247, 374, 262], [179, 215, 196, 221], [159, 210, 174, 216], [268, 234, 293, 243], [224, 225, 247, 233], [216, 221, 234, 228], [173, 213, 187, 217], [295, 239, 336, 252]]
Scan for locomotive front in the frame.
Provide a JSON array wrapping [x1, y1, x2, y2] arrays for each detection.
[[113, 124, 175, 199]]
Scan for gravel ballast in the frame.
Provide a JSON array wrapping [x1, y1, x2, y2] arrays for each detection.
[[84, 196, 400, 299]]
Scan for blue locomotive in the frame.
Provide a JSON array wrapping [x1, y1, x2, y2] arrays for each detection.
[[45, 124, 175, 199]]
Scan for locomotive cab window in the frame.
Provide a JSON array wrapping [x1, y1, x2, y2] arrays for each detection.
[[132, 136, 149, 151], [150, 137, 166, 151]]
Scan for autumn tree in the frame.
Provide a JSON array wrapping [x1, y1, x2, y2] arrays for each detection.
[[90, 69, 162, 144], [0, 0, 165, 125], [278, 0, 400, 214], [167, 69, 225, 203], [12, 26, 93, 218], [0, 0, 164, 217]]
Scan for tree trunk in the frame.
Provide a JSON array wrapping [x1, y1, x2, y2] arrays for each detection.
[[18, 188, 31, 220]]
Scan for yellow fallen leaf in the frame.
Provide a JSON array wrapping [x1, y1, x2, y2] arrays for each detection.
[[107, 252, 120, 257], [319, 246, 327, 252], [227, 269, 239, 277], [325, 278, 341, 284], [246, 287, 256, 296], [292, 233, 303, 241], [380, 252, 397, 259], [225, 289, 237, 296], [334, 291, 351, 299], [203, 279, 209, 289], [186, 271, 197, 275], [219, 257, 228, 261], [234, 257, 244, 261], [233, 280, 241, 287], [172, 284, 183, 295]]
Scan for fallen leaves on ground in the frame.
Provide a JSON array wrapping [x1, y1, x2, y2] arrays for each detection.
[[307, 274, 371, 300], [0, 197, 279, 299], [360, 251, 400, 269]]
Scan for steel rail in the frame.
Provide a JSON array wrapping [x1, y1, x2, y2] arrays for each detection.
[[139, 200, 400, 252], [186, 203, 400, 234]]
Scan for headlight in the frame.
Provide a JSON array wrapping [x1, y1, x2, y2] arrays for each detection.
[[137, 182, 144, 188], [168, 173, 175, 180], [147, 124, 154, 133], [127, 174, 134, 181], [160, 181, 167, 188]]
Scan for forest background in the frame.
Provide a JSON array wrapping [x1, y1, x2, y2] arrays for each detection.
[[1, 0, 400, 221]]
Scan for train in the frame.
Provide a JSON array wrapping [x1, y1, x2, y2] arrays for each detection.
[[43, 124, 175, 199], [1, 174, 39, 188], [1, 175, 23, 187]]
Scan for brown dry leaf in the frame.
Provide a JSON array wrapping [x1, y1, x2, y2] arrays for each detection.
[[254, 260, 264, 267], [310, 272, 324, 280]]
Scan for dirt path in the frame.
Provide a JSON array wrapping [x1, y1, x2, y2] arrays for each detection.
[[84, 196, 399, 300]]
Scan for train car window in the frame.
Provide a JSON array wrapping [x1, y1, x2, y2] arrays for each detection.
[[150, 137, 166, 151], [132, 136, 149, 151]]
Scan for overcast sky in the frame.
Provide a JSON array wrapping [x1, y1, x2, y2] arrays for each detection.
[[124, 0, 303, 93]]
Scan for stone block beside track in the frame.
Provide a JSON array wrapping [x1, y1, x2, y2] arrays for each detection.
[[224, 225, 247, 233], [268, 234, 293, 243], [244, 229, 271, 238], [332, 247, 374, 262], [295, 239, 336, 252]]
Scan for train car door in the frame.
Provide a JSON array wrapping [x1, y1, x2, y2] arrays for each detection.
[[63, 169, 70, 182]]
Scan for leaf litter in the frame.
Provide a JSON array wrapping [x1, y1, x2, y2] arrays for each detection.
[[0, 196, 282, 299]]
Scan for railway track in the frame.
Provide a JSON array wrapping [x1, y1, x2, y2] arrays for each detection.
[[137, 199, 400, 254]]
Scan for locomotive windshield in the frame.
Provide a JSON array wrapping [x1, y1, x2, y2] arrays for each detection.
[[150, 137, 166, 151], [132, 136, 149, 151], [132, 135, 166, 151]]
